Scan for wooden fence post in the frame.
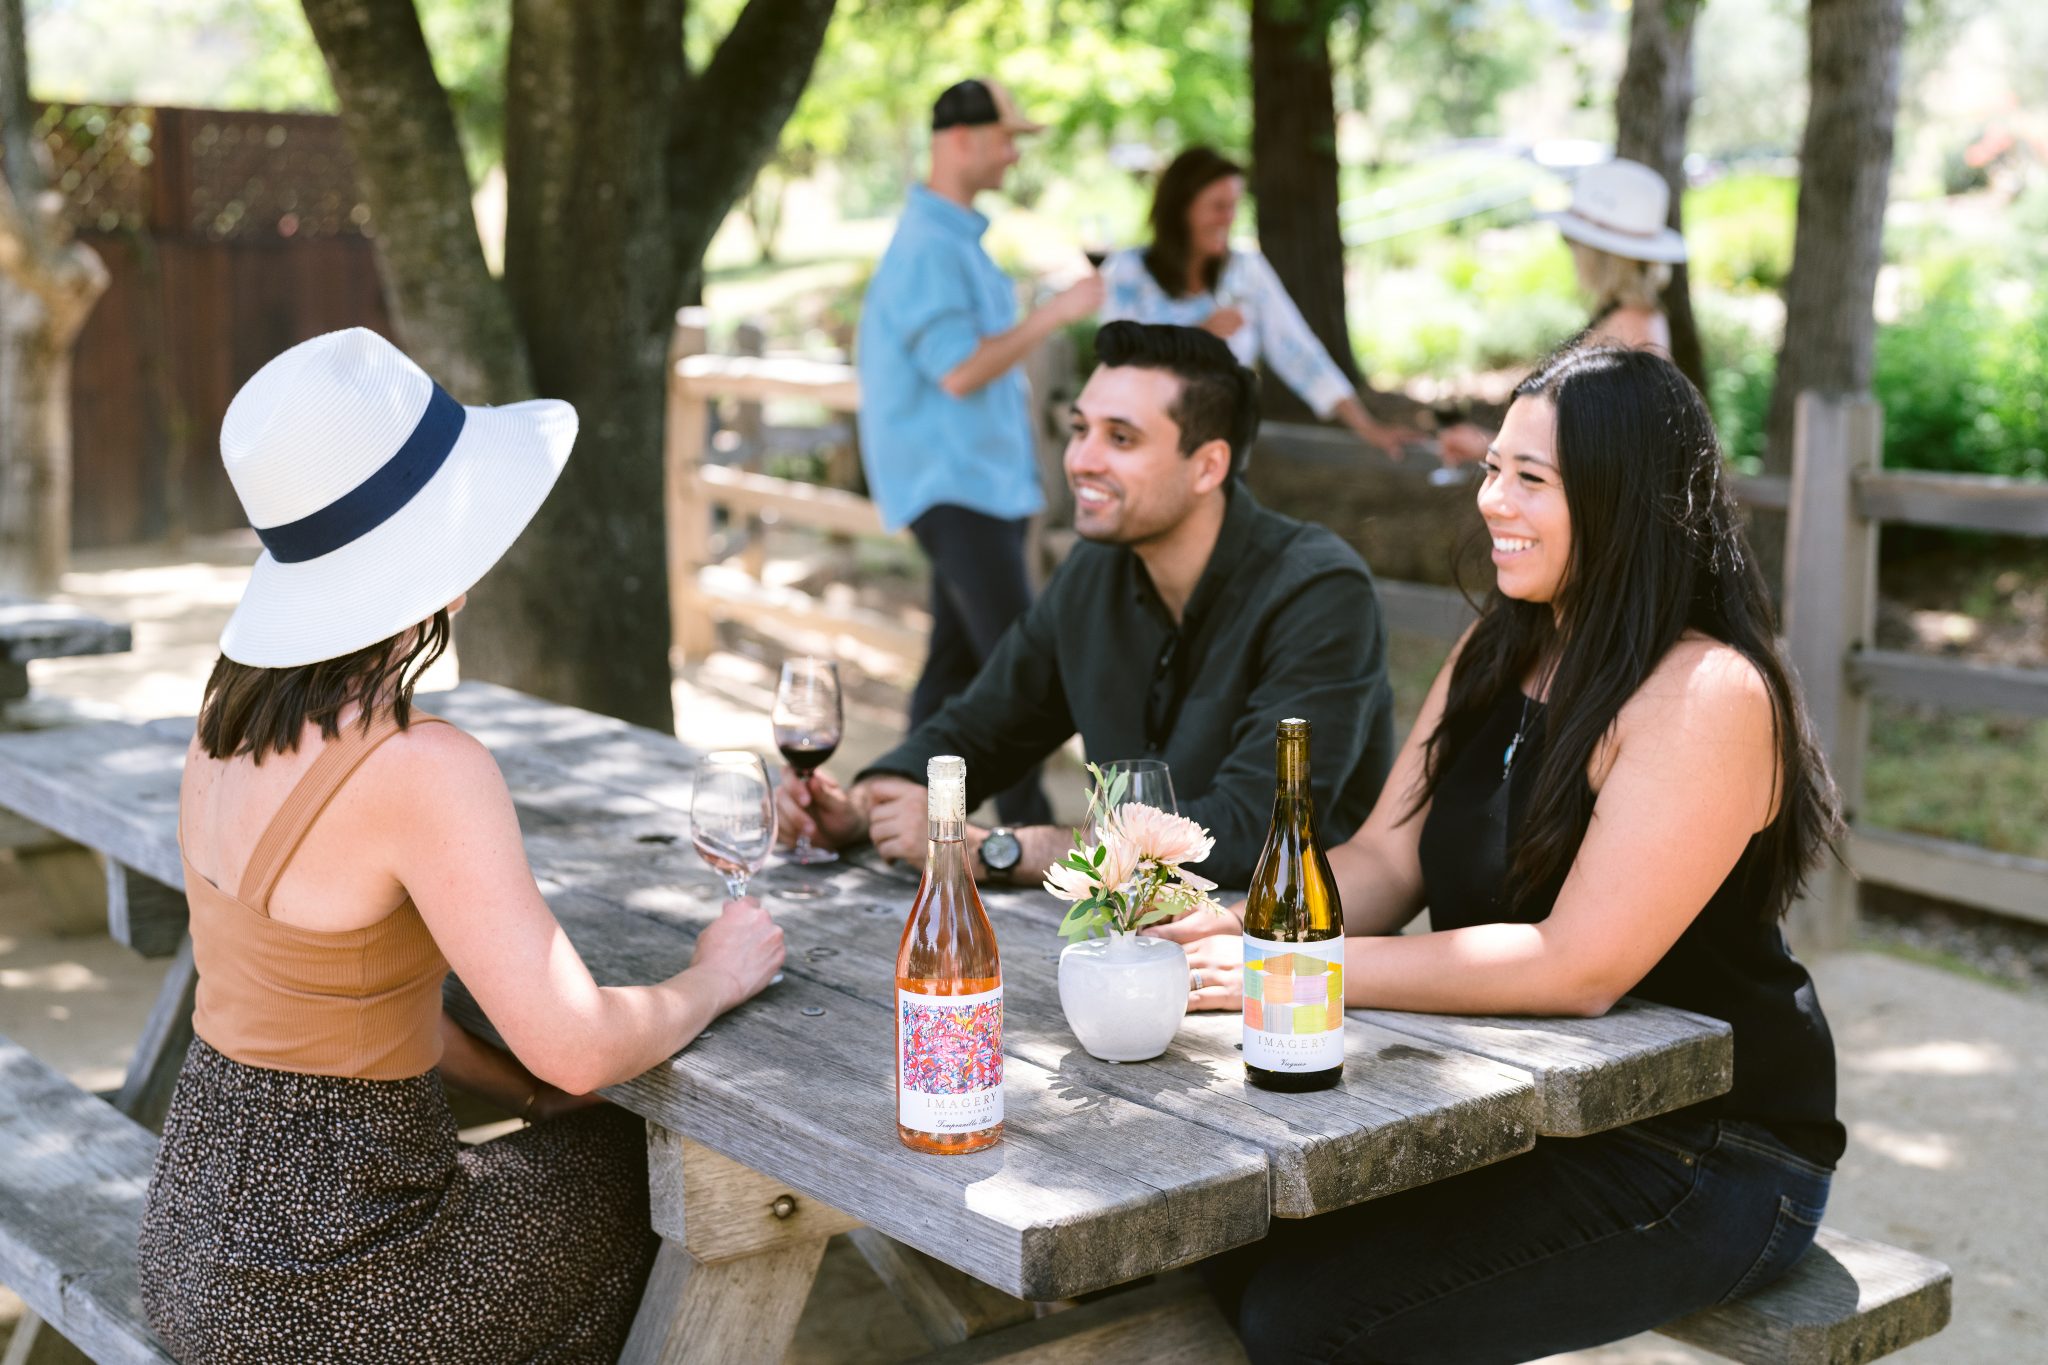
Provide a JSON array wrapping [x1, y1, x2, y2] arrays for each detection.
[[733, 320, 770, 582], [666, 308, 718, 661], [1783, 391, 1881, 954], [1021, 329, 1078, 589]]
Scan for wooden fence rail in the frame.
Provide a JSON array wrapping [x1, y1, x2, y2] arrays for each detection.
[[662, 313, 2048, 948]]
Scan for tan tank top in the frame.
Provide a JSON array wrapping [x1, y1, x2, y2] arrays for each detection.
[[184, 712, 451, 1080]]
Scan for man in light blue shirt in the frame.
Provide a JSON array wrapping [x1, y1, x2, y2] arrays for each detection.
[[857, 78, 1101, 826]]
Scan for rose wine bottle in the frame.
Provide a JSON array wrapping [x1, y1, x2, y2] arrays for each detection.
[[895, 755, 1004, 1153], [1242, 717, 1346, 1092]]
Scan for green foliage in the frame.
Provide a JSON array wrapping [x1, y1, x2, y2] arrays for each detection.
[[27, 0, 509, 179], [1348, 0, 1547, 149], [1698, 300, 1777, 470], [1874, 260, 2048, 479], [1684, 174, 1797, 293], [769, 0, 1249, 222]]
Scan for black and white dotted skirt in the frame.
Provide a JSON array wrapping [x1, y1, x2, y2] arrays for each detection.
[[137, 1039, 659, 1364]]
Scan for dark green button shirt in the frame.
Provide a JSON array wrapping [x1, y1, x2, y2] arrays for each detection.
[[860, 485, 1398, 886]]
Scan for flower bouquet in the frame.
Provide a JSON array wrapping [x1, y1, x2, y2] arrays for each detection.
[[1045, 763, 1225, 940], [1044, 763, 1222, 1061]]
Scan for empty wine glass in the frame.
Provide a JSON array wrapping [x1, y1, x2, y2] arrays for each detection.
[[772, 658, 843, 870], [1102, 758, 1177, 818], [691, 752, 776, 899]]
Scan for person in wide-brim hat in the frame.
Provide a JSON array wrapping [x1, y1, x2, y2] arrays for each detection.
[[137, 327, 788, 1363], [217, 327, 576, 667], [1434, 157, 1694, 469], [1539, 157, 1688, 354]]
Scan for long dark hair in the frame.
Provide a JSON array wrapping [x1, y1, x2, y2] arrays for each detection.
[[1143, 146, 1243, 300], [196, 612, 451, 762], [1413, 344, 1840, 921]]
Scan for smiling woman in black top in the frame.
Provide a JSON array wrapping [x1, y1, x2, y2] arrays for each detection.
[[1158, 343, 1846, 1363]]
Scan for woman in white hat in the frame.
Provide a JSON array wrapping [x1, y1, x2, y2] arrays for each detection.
[[135, 328, 786, 1363], [1545, 157, 1689, 354], [1440, 158, 1691, 466]]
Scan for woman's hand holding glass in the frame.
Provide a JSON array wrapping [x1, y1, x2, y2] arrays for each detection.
[[689, 896, 787, 1012]]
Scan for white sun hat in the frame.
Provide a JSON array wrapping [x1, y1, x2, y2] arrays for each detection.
[[217, 327, 576, 668], [1540, 158, 1688, 264]]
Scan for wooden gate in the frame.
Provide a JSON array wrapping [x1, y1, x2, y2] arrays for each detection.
[[28, 103, 393, 549]]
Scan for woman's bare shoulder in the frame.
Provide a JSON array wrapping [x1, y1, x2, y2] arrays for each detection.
[[1621, 635, 1772, 738], [358, 717, 507, 807]]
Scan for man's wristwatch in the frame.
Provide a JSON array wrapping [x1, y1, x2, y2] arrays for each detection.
[[979, 826, 1022, 879]]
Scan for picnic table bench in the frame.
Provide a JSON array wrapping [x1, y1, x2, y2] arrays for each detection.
[[0, 682, 1950, 1364], [0, 596, 131, 705]]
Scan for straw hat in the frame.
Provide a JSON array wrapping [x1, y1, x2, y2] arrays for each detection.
[[1541, 158, 1688, 264], [217, 328, 576, 668]]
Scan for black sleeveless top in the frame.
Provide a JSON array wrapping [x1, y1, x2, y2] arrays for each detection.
[[1418, 688, 1847, 1168]]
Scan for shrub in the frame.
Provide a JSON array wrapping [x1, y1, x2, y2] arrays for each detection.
[[1875, 261, 2048, 478], [1685, 174, 1797, 293]]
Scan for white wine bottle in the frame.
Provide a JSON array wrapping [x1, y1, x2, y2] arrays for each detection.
[[1242, 717, 1346, 1091], [894, 756, 1004, 1153]]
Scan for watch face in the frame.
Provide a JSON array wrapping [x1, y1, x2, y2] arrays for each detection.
[[982, 828, 1022, 871]]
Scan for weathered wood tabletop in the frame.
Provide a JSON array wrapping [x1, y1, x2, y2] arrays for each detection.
[[0, 680, 1735, 1362]]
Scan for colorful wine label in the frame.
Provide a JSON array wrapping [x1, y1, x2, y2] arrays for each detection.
[[1241, 934, 1346, 1072], [897, 985, 1004, 1135]]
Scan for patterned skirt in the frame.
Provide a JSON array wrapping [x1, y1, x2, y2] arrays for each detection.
[[137, 1039, 659, 1364]]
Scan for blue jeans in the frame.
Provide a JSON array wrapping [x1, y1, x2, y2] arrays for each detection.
[[1206, 1114, 1832, 1364]]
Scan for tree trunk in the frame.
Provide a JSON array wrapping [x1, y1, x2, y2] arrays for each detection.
[[0, 306, 88, 592], [1615, 0, 1707, 394], [1755, 0, 1905, 588], [300, 0, 528, 404], [463, 0, 684, 732], [0, 0, 107, 594], [1765, 0, 1905, 465], [1250, 0, 1357, 416], [302, 0, 833, 731]]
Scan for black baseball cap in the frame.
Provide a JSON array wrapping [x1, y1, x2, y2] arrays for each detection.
[[931, 78, 1045, 134]]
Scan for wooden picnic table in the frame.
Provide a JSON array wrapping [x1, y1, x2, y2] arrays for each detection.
[[0, 680, 1736, 1364]]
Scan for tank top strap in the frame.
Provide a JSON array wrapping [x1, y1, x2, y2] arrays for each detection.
[[235, 711, 449, 911]]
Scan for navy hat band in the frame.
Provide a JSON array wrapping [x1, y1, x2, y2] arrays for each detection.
[[255, 383, 465, 564]]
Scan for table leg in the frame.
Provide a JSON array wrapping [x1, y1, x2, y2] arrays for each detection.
[[112, 934, 197, 1132], [896, 1276, 1249, 1364], [848, 1228, 1038, 1347], [0, 1316, 91, 1365], [11, 844, 103, 939], [620, 1125, 862, 1365]]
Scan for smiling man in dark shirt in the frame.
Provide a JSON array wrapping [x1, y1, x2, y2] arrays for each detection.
[[777, 321, 1396, 887]]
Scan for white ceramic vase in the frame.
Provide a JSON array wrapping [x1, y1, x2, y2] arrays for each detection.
[[1057, 932, 1189, 1062]]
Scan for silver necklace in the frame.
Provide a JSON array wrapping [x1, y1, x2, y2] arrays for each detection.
[[1502, 695, 1534, 781]]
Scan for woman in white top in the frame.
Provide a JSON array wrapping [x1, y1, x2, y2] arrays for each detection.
[[1099, 146, 1415, 457]]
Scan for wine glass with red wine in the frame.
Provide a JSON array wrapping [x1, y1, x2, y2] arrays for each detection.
[[773, 657, 843, 868], [1081, 214, 1112, 270], [690, 752, 776, 899]]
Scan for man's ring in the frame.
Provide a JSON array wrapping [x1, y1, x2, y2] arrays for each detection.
[[1191, 970, 1206, 991]]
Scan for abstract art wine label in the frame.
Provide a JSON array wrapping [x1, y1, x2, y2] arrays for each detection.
[[1240, 933, 1345, 1073], [896, 984, 1004, 1135], [894, 754, 1004, 1152]]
